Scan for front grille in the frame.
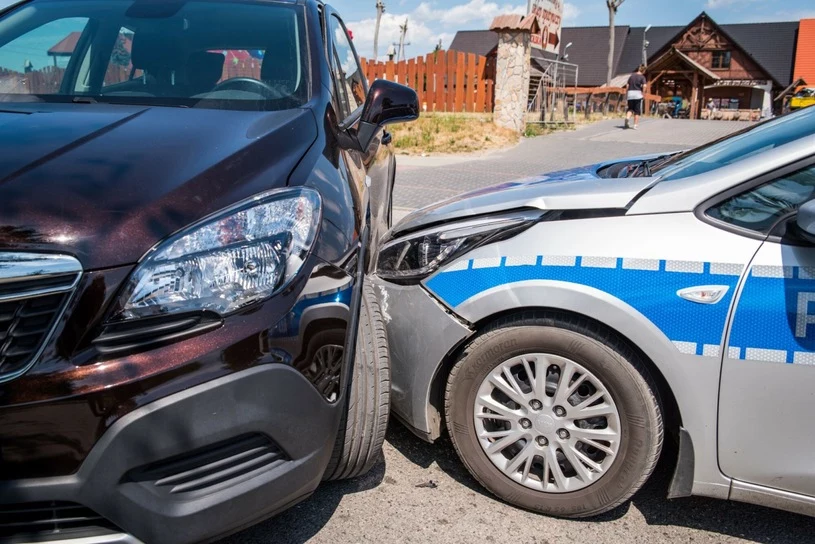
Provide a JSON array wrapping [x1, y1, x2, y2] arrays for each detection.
[[0, 501, 121, 543], [0, 253, 81, 383], [0, 291, 69, 379]]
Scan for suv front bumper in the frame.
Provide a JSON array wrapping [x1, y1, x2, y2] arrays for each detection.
[[0, 364, 340, 544]]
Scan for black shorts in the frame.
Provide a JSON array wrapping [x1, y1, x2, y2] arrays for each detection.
[[627, 99, 643, 115]]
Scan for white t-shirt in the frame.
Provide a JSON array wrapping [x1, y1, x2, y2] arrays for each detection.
[[627, 90, 644, 100]]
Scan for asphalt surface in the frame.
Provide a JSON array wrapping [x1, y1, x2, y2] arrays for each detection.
[[222, 119, 814, 544]]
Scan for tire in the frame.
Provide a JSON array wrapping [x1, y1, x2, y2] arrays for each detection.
[[445, 312, 663, 518], [323, 282, 390, 481]]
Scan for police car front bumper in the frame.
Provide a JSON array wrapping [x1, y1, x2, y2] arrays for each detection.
[[372, 277, 472, 441]]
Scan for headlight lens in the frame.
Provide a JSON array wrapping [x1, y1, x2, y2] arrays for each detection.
[[115, 188, 321, 321], [377, 211, 542, 282]]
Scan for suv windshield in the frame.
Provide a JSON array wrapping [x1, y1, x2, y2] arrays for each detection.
[[652, 106, 815, 181], [0, 0, 308, 110]]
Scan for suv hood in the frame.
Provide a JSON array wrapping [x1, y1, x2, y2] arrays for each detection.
[[0, 104, 316, 269], [393, 159, 657, 235]]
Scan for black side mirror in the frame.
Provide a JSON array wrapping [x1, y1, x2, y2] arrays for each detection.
[[355, 79, 419, 151], [796, 200, 815, 244]]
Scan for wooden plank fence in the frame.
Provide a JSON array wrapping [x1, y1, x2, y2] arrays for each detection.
[[361, 50, 494, 113]]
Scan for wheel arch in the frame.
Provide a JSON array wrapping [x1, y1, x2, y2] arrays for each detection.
[[427, 304, 684, 448]]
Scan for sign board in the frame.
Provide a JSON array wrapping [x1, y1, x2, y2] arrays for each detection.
[[529, 0, 564, 54], [711, 79, 771, 88]]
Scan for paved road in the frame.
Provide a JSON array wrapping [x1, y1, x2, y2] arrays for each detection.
[[223, 119, 815, 543], [393, 117, 747, 216]]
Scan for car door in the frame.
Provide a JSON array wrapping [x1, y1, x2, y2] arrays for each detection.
[[716, 159, 815, 497], [324, 8, 395, 266]]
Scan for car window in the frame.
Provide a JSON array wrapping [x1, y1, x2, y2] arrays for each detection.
[[0, 0, 307, 111], [707, 164, 815, 234], [102, 27, 139, 87], [328, 14, 365, 118], [653, 107, 815, 181], [0, 17, 89, 94]]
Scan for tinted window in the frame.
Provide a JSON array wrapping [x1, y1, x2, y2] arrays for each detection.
[[0, 17, 89, 94], [708, 165, 815, 234], [102, 27, 138, 87], [653, 107, 815, 181], [328, 15, 364, 117], [0, 0, 307, 111]]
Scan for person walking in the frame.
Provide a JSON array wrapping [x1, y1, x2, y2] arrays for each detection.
[[625, 65, 647, 130]]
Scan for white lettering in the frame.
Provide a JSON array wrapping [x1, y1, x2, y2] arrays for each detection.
[[796, 292, 815, 338]]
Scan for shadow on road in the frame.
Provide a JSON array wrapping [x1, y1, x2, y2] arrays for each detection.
[[218, 457, 387, 544], [387, 419, 813, 544]]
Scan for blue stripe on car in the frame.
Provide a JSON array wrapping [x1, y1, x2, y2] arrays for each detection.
[[425, 256, 742, 357]]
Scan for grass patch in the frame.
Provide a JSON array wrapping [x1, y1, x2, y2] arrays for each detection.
[[389, 113, 520, 155]]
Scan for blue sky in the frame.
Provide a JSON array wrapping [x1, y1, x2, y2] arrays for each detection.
[[334, 0, 815, 60]]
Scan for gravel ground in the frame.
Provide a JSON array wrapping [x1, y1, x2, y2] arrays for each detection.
[[222, 118, 813, 544]]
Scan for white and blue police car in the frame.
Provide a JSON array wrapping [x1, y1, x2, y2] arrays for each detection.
[[375, 106, 815, 518]]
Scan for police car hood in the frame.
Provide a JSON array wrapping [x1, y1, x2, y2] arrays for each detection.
[[393, 161, 657, 235]]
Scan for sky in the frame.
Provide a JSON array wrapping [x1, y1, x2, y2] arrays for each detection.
[[334, 0, 815, 61], [0, 0, 813, 70]]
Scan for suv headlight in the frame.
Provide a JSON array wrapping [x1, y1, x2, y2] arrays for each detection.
[[377, 211, 542, 283], [114, 188, 321, 321]]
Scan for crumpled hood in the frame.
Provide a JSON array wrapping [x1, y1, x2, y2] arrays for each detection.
[[0, 104, 317, 269], [393, 159, 657, 235]]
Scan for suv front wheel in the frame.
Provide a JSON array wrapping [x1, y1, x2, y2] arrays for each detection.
[[323, 282, 390, 480]]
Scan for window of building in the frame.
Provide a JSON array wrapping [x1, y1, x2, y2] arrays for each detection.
[[712, 51, 732, 69]]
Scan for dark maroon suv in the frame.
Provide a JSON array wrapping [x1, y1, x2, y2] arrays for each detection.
[[0, 1, 417, 542]]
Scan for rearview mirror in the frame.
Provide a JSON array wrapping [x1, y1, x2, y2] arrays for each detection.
[[796, 200, 815, 244], [355, 79, 419, 151]]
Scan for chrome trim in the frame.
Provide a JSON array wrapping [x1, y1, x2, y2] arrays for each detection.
[[0, 252, 83, 383], [15, 533, 144, 544], [0, 252, 83, 283]]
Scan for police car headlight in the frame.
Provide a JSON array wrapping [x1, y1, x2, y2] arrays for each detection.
[[377, 211, 542, 282], [114, 188, 321, 321]]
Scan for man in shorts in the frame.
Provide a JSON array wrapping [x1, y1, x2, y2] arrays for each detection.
[[625, 65, 647, 129]]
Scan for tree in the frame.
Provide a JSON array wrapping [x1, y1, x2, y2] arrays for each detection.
[[606, 0, 625, 85], [111, 35, 131, 67]]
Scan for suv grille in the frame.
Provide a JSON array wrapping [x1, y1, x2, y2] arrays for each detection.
[[0, 253, 82, 383]]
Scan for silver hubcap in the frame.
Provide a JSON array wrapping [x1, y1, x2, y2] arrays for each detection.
[[474, 354, 621, 493]]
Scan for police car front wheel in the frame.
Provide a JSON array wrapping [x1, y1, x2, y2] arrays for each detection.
[[444, 313, 664, 518]]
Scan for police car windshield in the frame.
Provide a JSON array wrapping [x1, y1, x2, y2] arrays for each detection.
[[652, 107, 815, 181], [0, 0, 308, 111]]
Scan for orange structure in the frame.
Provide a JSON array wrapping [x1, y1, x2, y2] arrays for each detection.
[[794, 19, 815, 89]]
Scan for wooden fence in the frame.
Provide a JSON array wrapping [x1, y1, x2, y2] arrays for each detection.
[[569, 86, 662, 118], [360, 50, 494, 113]]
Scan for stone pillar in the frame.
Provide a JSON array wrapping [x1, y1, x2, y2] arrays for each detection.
[[490, 15, 539, 133]]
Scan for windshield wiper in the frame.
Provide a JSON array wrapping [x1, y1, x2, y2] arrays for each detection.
[[72, 96, 98, 104]]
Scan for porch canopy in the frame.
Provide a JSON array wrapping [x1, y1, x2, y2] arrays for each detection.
[[645, 47, 719, 119]]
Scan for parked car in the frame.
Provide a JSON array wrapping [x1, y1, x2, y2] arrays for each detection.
[[0, 1, 417, 543], [791, 87, 815, 111], [376, 106, 815, 518]]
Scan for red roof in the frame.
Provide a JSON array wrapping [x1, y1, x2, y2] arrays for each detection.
[[48, 32, 82, 56], [48, 32, 133, 57]]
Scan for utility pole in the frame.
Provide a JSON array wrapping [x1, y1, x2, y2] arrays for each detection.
[[396, 18, 410, 62], [373, 1, 385, 59]]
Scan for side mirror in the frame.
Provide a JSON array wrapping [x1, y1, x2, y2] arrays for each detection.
[[796, 200, 815, 244], [355, 79, 419, 151]]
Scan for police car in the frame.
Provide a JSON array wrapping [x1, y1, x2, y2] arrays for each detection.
[[375, 107, 815, 518]]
